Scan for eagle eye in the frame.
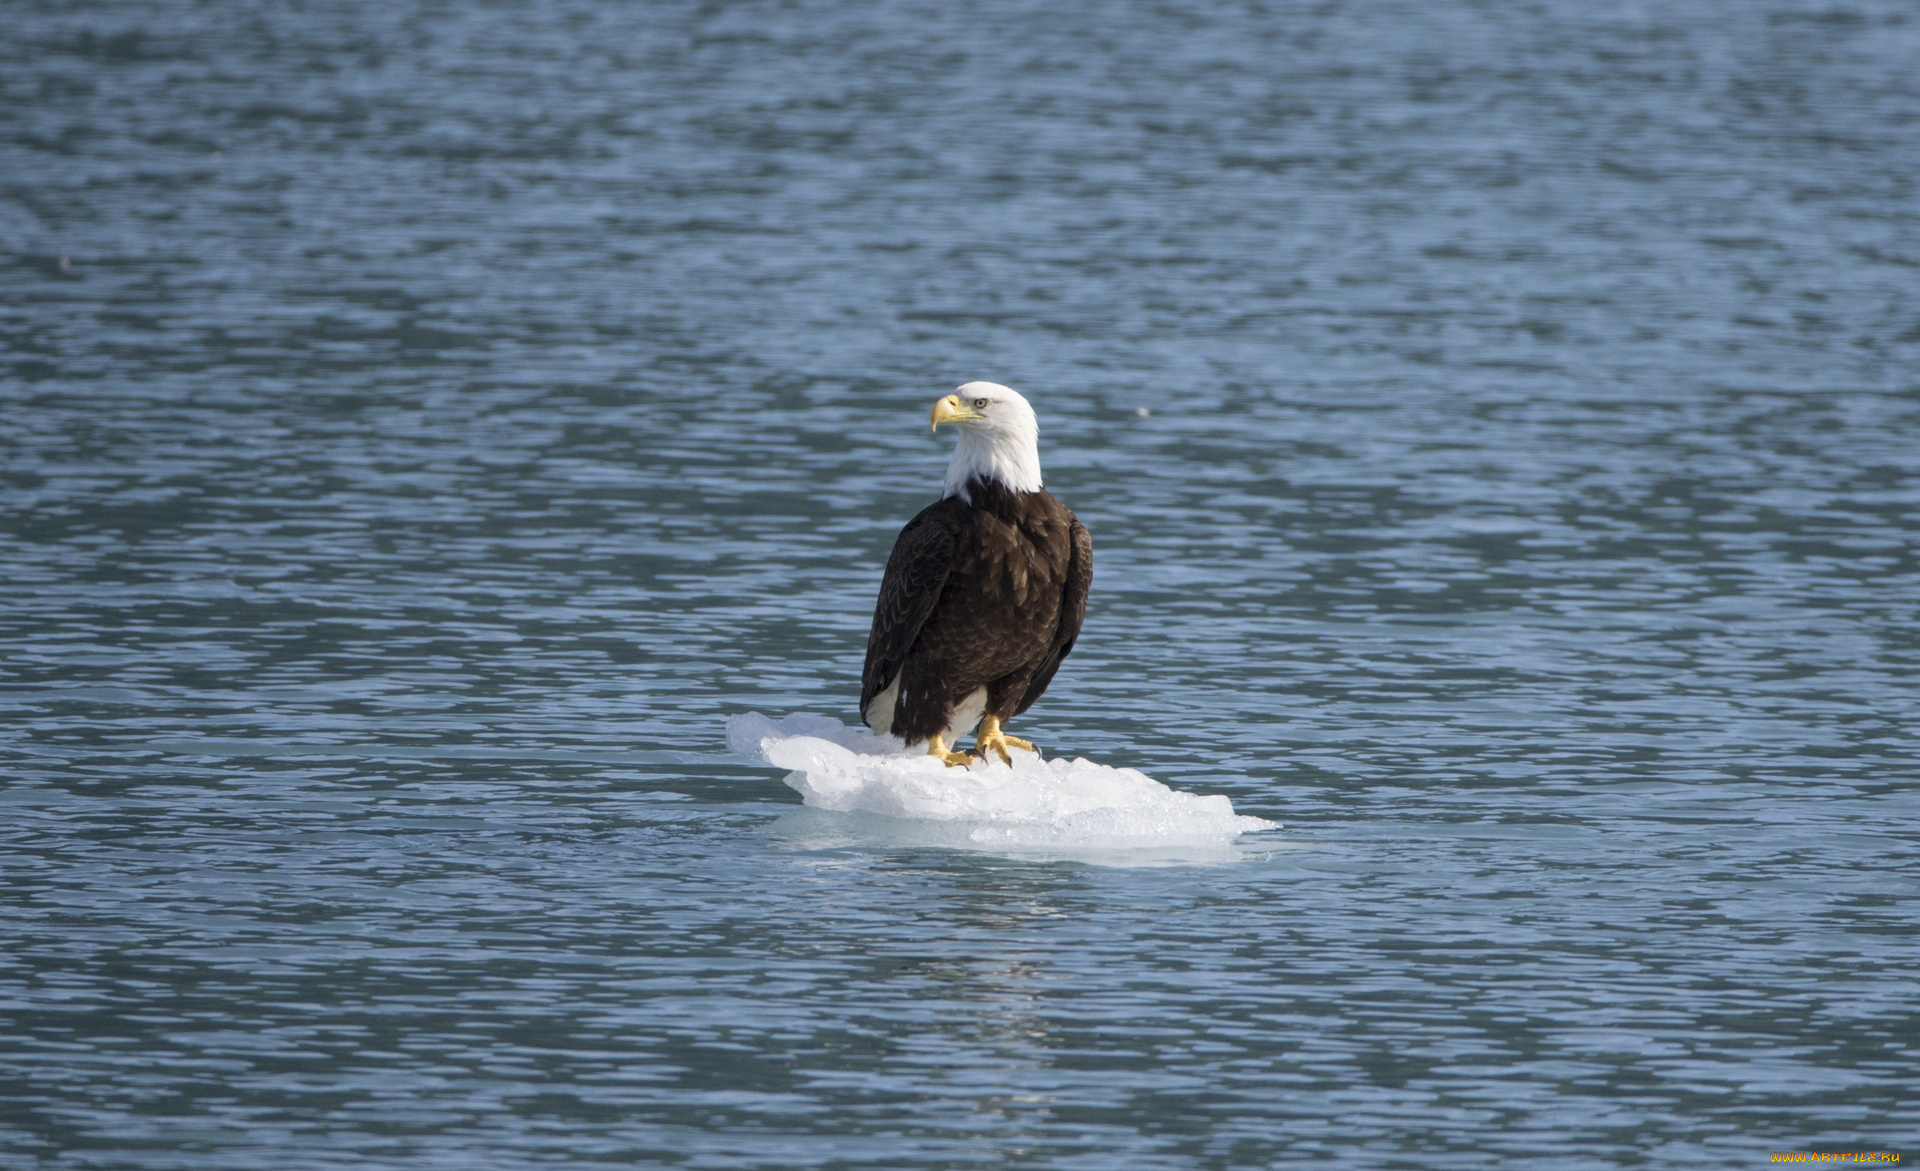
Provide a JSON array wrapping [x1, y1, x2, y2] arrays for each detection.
[[973, 398, 988, 409]]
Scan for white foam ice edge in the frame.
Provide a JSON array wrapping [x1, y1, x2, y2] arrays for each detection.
[[727, 711, 1277, 850]]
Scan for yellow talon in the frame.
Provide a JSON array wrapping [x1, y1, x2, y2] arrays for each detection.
[[972, 716, 1036, 765], [927, 733, 972, 767]]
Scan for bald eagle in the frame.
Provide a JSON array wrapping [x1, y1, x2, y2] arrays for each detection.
[[860, 382, 1093, 766]]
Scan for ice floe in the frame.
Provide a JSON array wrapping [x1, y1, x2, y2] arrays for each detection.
[[727, 711, 1276, 852]]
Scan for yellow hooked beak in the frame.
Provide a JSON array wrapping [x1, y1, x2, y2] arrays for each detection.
[[930, 394, 982, 430]]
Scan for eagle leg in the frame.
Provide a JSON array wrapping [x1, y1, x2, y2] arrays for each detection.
[[971, 715, 1035, 765], [926, 733, 973, 768]]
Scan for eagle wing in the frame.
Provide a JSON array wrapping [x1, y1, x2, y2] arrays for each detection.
[[1014, 511, 1092, 717], [860, 501, 963, 716]]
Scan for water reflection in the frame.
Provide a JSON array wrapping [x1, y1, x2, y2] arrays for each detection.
[[769, 806, 1285, 868]]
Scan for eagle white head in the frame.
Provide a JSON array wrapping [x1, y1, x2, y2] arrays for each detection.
[[930, 381, 1043, 501]]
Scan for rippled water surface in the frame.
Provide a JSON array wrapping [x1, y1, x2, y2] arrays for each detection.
[[4, 0, 1918, 1165]]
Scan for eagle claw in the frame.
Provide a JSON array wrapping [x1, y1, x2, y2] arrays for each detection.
[[971, 717, 1035, 765], [927, 734, 973, 768]]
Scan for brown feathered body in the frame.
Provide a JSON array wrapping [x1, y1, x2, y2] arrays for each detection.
[[861, 476, 1093, 744]]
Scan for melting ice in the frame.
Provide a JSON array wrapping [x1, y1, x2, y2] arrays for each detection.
[[727, 712, 1276, 850]]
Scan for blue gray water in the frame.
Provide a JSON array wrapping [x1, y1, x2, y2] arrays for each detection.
[[4, 0, 1917, 1165]]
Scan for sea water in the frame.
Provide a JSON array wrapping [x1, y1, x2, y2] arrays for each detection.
[[3, 0, 1917, 1166]]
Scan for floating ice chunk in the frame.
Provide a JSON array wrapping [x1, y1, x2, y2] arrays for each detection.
[[727, 711, 1276, 850]]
